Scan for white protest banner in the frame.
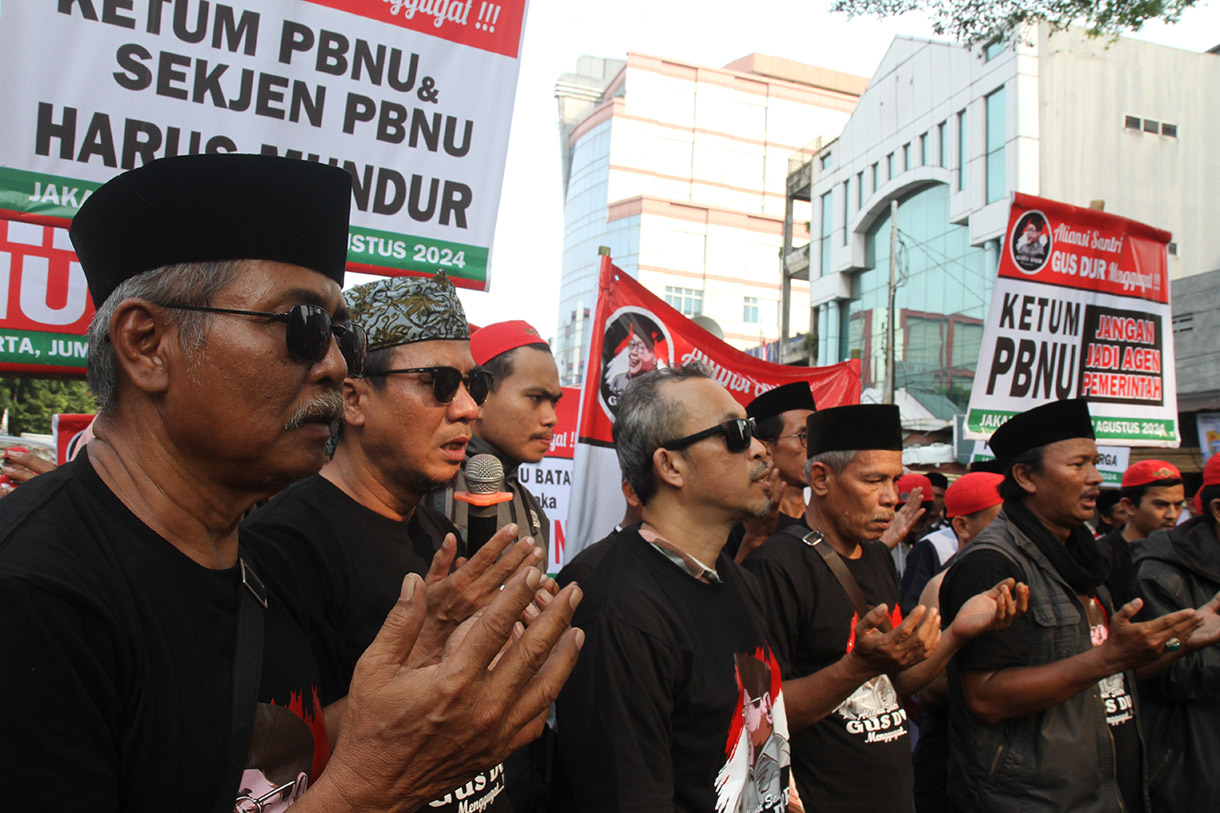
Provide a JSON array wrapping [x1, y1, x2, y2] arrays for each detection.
[[518, 385, 579, 574], [0, 0, 528, 291], [971, 440, 1130, 486], [966, 193, 1178, 447]]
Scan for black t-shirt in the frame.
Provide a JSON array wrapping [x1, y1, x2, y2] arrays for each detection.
[[244, 474, 532, 812], [940, 549, 1141, 811], [555, 529, 791, 813], [0, 453, 328, 812], [555, 524, 628, 588], [1097, 529, 1137, 608], [742, 525, 913, 813], [724, 511, 802, 560]]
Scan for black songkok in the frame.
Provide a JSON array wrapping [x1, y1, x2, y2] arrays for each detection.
[[70, 154, 353, 306], [988, 398, 1095, 467], [747, 382, 817, 422], [806, 403, 903, 458]]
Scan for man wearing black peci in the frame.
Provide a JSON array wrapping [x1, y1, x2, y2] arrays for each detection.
[[743, 403, 1027, 812], [939, 398, 1215, 812]]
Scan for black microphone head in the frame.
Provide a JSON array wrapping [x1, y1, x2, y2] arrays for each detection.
[[466, 454, 505, 494]]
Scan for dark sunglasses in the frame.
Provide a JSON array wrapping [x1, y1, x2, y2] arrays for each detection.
[[364, 366, 495, 406], [662, 417, 757, 453], [158, 303, 367, 377]]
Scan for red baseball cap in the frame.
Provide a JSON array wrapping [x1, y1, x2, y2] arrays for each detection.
[[1121, 460, 1181, 488], [1203, 455, 1220, 488], [945, 472, 1004, 519], [470, 320, 549, 365], [897, 473, 934, 505]]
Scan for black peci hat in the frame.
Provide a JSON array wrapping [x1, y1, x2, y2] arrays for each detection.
[[747, 382, 817, 422], [988, 399, 1095, 467], [70, 154, 353, 306], [806, 403, 903, 457]]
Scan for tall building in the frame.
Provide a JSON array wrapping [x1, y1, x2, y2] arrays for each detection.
[[554, 53, 868, 385], [785, 26, 1220, 416]]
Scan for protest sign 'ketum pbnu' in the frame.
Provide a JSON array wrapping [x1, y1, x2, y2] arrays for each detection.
[[0, 0, 527, 296], [966, 193, 1177, 447]]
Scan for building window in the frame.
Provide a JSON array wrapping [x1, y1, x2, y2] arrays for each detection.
[[957, 109, 968, 192], [1162, 122, 1178, 137], [821, 151, 833, 170], [872, 162, 879, 192], [903, 143, 911, 172], [938, 122, 947, 167], [1168, 241, 1178, 256], [984, 39, 1006, 61], [1125, 115, 1142, 130], [743, 296, 760, 324], [1143, 118, 1160, 134], [920, 133, 928, 166], [887, 153, 895, 181], [820, 191, 833, 276], [985, 87, 1006, 203], [842, 181, 850, 245], [665, 286, 703, 316], [857, 171, 864, 210]]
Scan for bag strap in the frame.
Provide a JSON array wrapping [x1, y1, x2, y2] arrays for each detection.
[[215, 553, 268, 813], [800, 529, 893, 633]]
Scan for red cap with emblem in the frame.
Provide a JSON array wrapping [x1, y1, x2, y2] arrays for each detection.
[[945, 472, 1004, 519], [470, 320, 549, 365], [897, 473, 934, 505], [1121, 459, 1181, 488]]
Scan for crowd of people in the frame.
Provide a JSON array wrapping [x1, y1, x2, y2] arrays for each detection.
[[0, 153, 1216, 813]]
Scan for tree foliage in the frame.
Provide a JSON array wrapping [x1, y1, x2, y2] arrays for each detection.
[[831, 0, 1200, 47], [0, 377, 96, 436]]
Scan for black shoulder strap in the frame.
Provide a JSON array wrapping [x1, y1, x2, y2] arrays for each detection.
[[214, 553, 267, 813], [800, 530, 893, 633]]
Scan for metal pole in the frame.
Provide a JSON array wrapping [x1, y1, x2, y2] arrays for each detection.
[[884, 199, 898, 404]]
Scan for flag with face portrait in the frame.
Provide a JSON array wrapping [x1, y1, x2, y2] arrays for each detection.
[[561, 256, 861, 565]]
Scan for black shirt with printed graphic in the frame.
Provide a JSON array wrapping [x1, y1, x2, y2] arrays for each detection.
[[0, 453, 328, 811], [742, 524, 914, 813]]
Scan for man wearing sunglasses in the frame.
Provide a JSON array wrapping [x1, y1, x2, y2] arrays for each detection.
[[556, 364, 793, 812], [244, 272, 546, 811], [741, 404, 1029, 813], [0, 154, 583, 812]]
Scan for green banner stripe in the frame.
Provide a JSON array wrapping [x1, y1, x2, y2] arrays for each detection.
[[346, 226, 487, 283], [0, 167, 100, 220], [0, 328, 88, 369], [967, 408, 1177, 443]]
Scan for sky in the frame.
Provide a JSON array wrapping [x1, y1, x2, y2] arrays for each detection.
[[348, 0, 1220, 343]]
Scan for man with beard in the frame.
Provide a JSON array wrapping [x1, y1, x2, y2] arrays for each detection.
[[1130, 454, 1220, 811], [438, 321, 562, 552], [1096, 460, 1185, 607], [244, 273, 547, 810], [940, 399, 1213, 812], [0, 154, 583, 811], [556, 364, 791, 812], [742, 404, 1027, 812]]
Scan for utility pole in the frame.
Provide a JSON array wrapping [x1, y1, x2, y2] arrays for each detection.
[[883, 200, 898, 404]]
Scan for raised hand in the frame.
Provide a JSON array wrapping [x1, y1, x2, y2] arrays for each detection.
[[950, 578, 1030, 640], [1102, 598, 1201, 672], [1185, 589, 1220, 651], [851, 603, 941, 674], [880, 488, 925, 550]]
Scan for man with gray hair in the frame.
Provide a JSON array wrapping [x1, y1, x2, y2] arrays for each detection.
[[742, 403, 1028, 812], [0, 154, 582, 811], [556, 363, 792, 812]]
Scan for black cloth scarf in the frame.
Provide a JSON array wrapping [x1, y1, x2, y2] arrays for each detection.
[[1004, 499, 1107, 595]]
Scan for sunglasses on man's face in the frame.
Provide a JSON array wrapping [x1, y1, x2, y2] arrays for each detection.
[[364, 366, 495, 406], [158, 303, 368, 377], [662, 417, 757, 453]]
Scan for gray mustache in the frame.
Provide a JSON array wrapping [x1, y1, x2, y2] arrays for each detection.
[[284, 390, 345, 431]]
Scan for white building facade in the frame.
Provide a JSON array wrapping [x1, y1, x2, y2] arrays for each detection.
[[554, 53, 867, 385], [796, 26, 1220, 412]]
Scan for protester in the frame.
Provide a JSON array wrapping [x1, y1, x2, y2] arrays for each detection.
[[243, 273, 549, 810], [436, 320, 561, 551], [925, 471, 949, 529], [891, 472, 935, 576], [906, 472, 1004, 812], [1094, 489, 1129, 536], [1129, 454, 1220, 811], [724, 381, 817, 561], [939, 398, 1212, 812], [742, 404, 1027, 812], [0, 154, 582, 811], [555, 364, 792, 812], [555, 478, 643, 588], [1096, 460, 1185, 606]]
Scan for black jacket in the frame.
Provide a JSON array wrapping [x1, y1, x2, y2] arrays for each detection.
[[1131, 515, 1220, 811]]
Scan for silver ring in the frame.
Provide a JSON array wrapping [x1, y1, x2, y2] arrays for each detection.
[[1166, 637, 1183, 653]]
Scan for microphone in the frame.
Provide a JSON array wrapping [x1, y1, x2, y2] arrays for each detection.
[[454, 454, 514, 553]]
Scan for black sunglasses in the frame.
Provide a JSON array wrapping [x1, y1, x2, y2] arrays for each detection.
[[364, 366, 495, 406], [158, 303, 367, 377], [662, 417, 757, 453]]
